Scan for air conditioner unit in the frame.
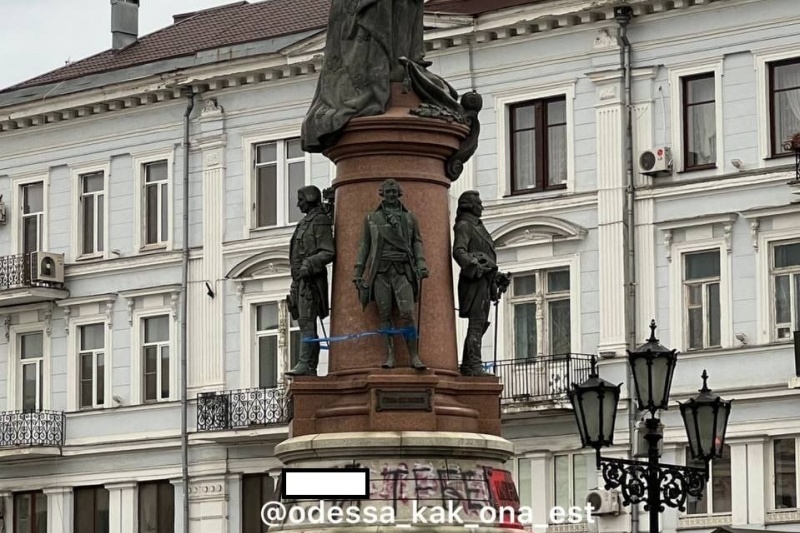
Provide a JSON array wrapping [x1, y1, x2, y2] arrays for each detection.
[[30, 252, 65, 284], [586, 488, 620, 516], [639, 147, 672, 176]]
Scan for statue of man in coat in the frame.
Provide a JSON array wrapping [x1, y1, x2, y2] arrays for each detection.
[[353, 179, 428, 370], [285, 186, 335, 376], [453, 190, 510, 376]]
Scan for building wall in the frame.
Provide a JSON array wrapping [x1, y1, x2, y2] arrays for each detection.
[[0, 0, 799, 531]]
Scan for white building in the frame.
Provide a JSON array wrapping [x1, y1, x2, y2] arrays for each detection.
[[0, 0, 799, 532]]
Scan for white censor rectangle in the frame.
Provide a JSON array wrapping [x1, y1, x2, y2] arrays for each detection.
[[281, 468, 370, 499]]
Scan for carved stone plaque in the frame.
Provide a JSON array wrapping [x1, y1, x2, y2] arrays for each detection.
[[375, 389, 432, 412]]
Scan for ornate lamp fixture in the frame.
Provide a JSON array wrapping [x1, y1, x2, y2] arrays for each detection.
[[680, 370, 733, 463], [568, 356, 621, 450]]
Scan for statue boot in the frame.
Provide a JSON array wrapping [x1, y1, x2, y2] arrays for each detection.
[[285, 325, 317, 376], [406, 333, 426, 371], [382, 332, 396, 369], [460, 321, 492, 376]]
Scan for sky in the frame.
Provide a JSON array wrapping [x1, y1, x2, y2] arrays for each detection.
[[0, 0, 242, 90]]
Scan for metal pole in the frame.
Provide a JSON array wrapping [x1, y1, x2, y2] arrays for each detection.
[[492, 301, 500, 372], [645, 417, 662, 533]]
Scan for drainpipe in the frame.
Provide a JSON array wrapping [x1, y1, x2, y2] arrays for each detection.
[[180, 87, 195, 533], [615, 7, 638, 533]]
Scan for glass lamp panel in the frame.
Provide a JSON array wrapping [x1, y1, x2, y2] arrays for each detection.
[[649, 355, 672, 410], [683, 406, 700, 460], [630, 356, 650, 411], [601, 388, 618, 443], [695, 403, 716, 459], [570, 390, 589, 445], [581, 391, 602, 444], [714, 405, 730, 457]]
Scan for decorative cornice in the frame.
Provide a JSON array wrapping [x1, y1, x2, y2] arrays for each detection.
[[656, 212, 738, 231], [0, 0, 723, 134], [492, 216, 588, 248]]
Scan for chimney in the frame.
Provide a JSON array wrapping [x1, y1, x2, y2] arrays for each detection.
[[111, 0, 140, 50]]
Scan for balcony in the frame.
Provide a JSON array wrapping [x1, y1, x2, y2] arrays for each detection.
[[0, 253, 69, 307], [0, 410, 65, 458], [493, 354, 594, 413], [196, 387, 292, 441]]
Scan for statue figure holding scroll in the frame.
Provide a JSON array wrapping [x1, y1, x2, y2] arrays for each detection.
[[453, 190, 510, 376], [353, 179, 428, 370], [285, 186, 335, 376]]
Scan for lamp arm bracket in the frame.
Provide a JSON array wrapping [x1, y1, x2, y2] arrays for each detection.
[[597, 455, 708, 512]]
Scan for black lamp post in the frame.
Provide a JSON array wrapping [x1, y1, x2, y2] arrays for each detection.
[[568, 320, 732, 533]]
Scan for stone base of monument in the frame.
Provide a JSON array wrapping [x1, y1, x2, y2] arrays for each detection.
[[270, 432, 520, 531], [289, 370, 502, 437]]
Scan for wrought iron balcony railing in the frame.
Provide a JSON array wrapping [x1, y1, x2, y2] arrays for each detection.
[[0, 410, 65, 448], [197, 387, 293, 432], [491, 353, 595, 405], [0, 253, 64, 290]]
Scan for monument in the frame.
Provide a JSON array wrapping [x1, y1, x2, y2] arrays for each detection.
[[273, 1, 520, 528]]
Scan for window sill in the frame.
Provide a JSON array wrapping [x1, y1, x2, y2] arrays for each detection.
[[764, 153, 795, 161], [506, 185, 568, 197], [677, 164, 717, 174], [74, 254, 105, 263], [766, 508, 800, 523], [139, 244, 168, 254]]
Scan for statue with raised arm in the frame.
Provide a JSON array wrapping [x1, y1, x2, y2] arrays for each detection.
[[353, 179, 428, 370], [285, 186, 335, 376], [301, 0, 482, 180], [453, 190, 510, 376]]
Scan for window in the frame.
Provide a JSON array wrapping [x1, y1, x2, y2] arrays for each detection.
[[138, 481, 174, 533], [21, 182, 44, 255], [255, 302, 300, 388], [242, 474, 277, 533], [509, 97, 567, 194], [144, 161, 169, 247], [682, 74, 716, 170], [509, 269, 571, 358], [143, 316, 170, 402], [774, 438, 798, 509], [79, 324, 105, 409], [74, 486, 109, 533], [253, 138, 305, 228], [80, 171, 105, 256], [683, 250, 721, 350], [554, 453, 589, 512], [769, 58, 800, 156], [686, 445, 731, 514], [15, 491, 47, 533], [19, 332, 44, 411], [772, 241, 800, 340]]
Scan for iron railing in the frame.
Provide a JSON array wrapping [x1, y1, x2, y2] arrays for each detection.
[[197, 387, 293, 431], [0, 410, 65, 448], [491, 353, 595, 405], [0, 253, 63, 290]]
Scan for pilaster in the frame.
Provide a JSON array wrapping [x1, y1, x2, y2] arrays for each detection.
[[589, 70, 629, 355], [106, 482, 137, 533], [43, 487, 73, 533], [634, 197, 656, 342], [187, 476, 228, 533], [729, 442, 749, 526], [171, 479, 185, 533], [745, 439, 766, 527], [528, 452, 550, 525], [189, 128, 227, 393]]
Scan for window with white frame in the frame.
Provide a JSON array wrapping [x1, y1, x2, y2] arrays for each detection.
[[683, 250, 721, 350], [15, 491, 47, 533], [79, 323, 105, 409], [253, 138, 305, 228], [142, 315, 170, 402], [509, 268, 571, 359], [769, 57, 800, 157], [773, 437, 798, 509], [19, 332, 44, 411], [80, 171, 105, 256], [21, 182, 44, 255], [254, 302, 300, 388], [143, 161, 169, 247], [553, 453, 589, 512], [686, 444, 731, 514], [771, 240, 800, 341]]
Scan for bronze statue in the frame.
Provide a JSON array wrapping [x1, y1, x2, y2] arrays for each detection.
[[453, 191, 509, 376], [285, 186, 335, 376], [301, 0, 482, 180], [353, 179, 428, 370]]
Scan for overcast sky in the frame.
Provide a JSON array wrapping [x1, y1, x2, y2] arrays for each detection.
[[0, 0, 241, 90]]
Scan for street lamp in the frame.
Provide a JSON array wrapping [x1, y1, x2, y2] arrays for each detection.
[[568, 320, 732, 533]]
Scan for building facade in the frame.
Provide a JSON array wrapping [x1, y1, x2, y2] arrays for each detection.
[[0, 0, 799, 531]]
